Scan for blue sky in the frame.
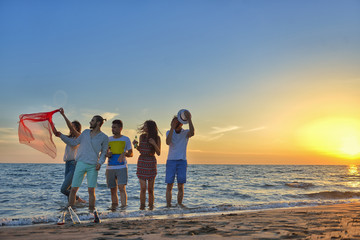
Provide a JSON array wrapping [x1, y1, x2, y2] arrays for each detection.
[[1, 0, 359, 164]]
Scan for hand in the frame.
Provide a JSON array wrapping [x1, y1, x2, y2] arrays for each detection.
[[184, 110, 191, 120], [52, 126, 61, 137], [171, 118, 178, 129], [118, 153, 125, 163], [148, 138, 156, 146], [96, 163, 101, 171], [59, 107, 65, 116], [105, 152, 112, 158]]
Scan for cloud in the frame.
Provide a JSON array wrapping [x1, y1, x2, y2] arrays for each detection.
[[82, 112, 118, 122], [209, 126, 241, 135], [0, 128, 14, 134], [241, 126, 266, 132], [102, 112, 118, 121], [208, 134, 225, 141], [188, 149, 203, 153], [194, 133, 225, 142], [0, 128, 19, 144], [122, 129, 137, 137]]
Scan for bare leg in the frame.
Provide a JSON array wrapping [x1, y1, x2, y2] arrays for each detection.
[[88, 187, 96, 211], [166, 183, 173, 207], [110, 187, 119, 207], [148, 178, 155, 210], [139, 179, 147, 210], [68, 187, 79, 207], [118, 184, 127, 207], [177, 183, 184, 206]]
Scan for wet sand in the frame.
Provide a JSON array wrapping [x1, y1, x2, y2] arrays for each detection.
[[2, 202, 360, 239]]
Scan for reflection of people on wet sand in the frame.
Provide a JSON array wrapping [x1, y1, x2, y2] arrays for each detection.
[[54, 114, 108, 210], [165, 110, 194, 207], [133, 120, 161, 210], [105, 120, 133, 209], [52, 108, 85, 203]]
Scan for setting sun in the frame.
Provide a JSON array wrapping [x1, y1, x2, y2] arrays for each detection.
[[297, 118, 360, 159], [340, 135, 360, 157]]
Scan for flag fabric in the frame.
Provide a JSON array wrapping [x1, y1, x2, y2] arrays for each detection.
[[18, 109, 60, 158]]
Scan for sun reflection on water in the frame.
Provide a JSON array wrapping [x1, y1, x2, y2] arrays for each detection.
[[347, 164, 360, 188], [348, 164, 359, 176]]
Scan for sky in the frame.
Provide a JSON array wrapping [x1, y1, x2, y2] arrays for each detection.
[[0, 0, 360, 165]]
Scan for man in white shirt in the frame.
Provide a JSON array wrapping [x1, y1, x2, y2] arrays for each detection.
[[165, 110, 194, 207], [105, 120, 133, 209], [55, 115, 108, 210]]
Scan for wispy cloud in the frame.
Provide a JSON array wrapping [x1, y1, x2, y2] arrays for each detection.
[[102, 112, 118, 121], [82, 112, 118, 121], [188, 149, 203, 153], [194, 133, 225, 142], [0, 128, 14, 134], [208, 134, 225, 141], [209, 126, 241, 135], [241, 126, 266, 133], [0, 128, 19, 144]]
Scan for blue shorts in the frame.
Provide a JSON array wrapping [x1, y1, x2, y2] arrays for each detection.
[[165, 160, 187, 184], [72, 161, 98, 188]]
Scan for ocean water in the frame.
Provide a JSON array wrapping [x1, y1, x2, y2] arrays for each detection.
[[1, 163, 360, 226]]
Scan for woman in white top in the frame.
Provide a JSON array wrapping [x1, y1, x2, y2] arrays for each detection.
[[55, 108, 86, 203]]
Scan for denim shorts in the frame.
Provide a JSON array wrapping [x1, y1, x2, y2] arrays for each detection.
[[106, 168, 128, 188], [71, 161, 98, 188], [165, 160, 187, 184]]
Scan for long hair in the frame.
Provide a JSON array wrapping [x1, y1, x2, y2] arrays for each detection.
[[138, 120, 160, 143], [68, 120, 81, 138]]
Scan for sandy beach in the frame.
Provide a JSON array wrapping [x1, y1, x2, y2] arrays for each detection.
[[2, 202, 360, 239]]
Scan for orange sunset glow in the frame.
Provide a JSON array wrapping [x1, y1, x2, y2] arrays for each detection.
[[0, 1, 359, 165]]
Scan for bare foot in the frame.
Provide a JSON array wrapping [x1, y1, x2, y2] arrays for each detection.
[[120, 205, 127, 210], [77, 197, 86, 203], [178, 203, 186, 208], [110, 203, 118, 211]]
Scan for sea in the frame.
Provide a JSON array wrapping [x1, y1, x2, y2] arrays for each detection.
[[1, 163, 360, 227]]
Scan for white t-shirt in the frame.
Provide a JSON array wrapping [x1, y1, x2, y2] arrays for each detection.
[[107, 135, 132, 170], [166, 129, 190, 161]]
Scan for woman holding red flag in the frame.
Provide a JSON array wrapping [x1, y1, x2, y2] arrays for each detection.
[[53, 108, 86, 203]]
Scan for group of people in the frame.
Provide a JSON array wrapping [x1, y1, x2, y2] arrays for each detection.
[[52, 108, 195, 211]]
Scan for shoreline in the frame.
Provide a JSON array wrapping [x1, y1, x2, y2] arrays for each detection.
[[2, 202, 360, 239], [2, 200, 356, 227]]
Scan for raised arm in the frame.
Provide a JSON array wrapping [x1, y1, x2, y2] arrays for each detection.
[[185, 111, 195, 138], [52, 126, 61, 137], [59, 108, 80, 137], [149, 136, 161, 156], [60, 133, 81, 146], [166, 118, 177, 145]]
